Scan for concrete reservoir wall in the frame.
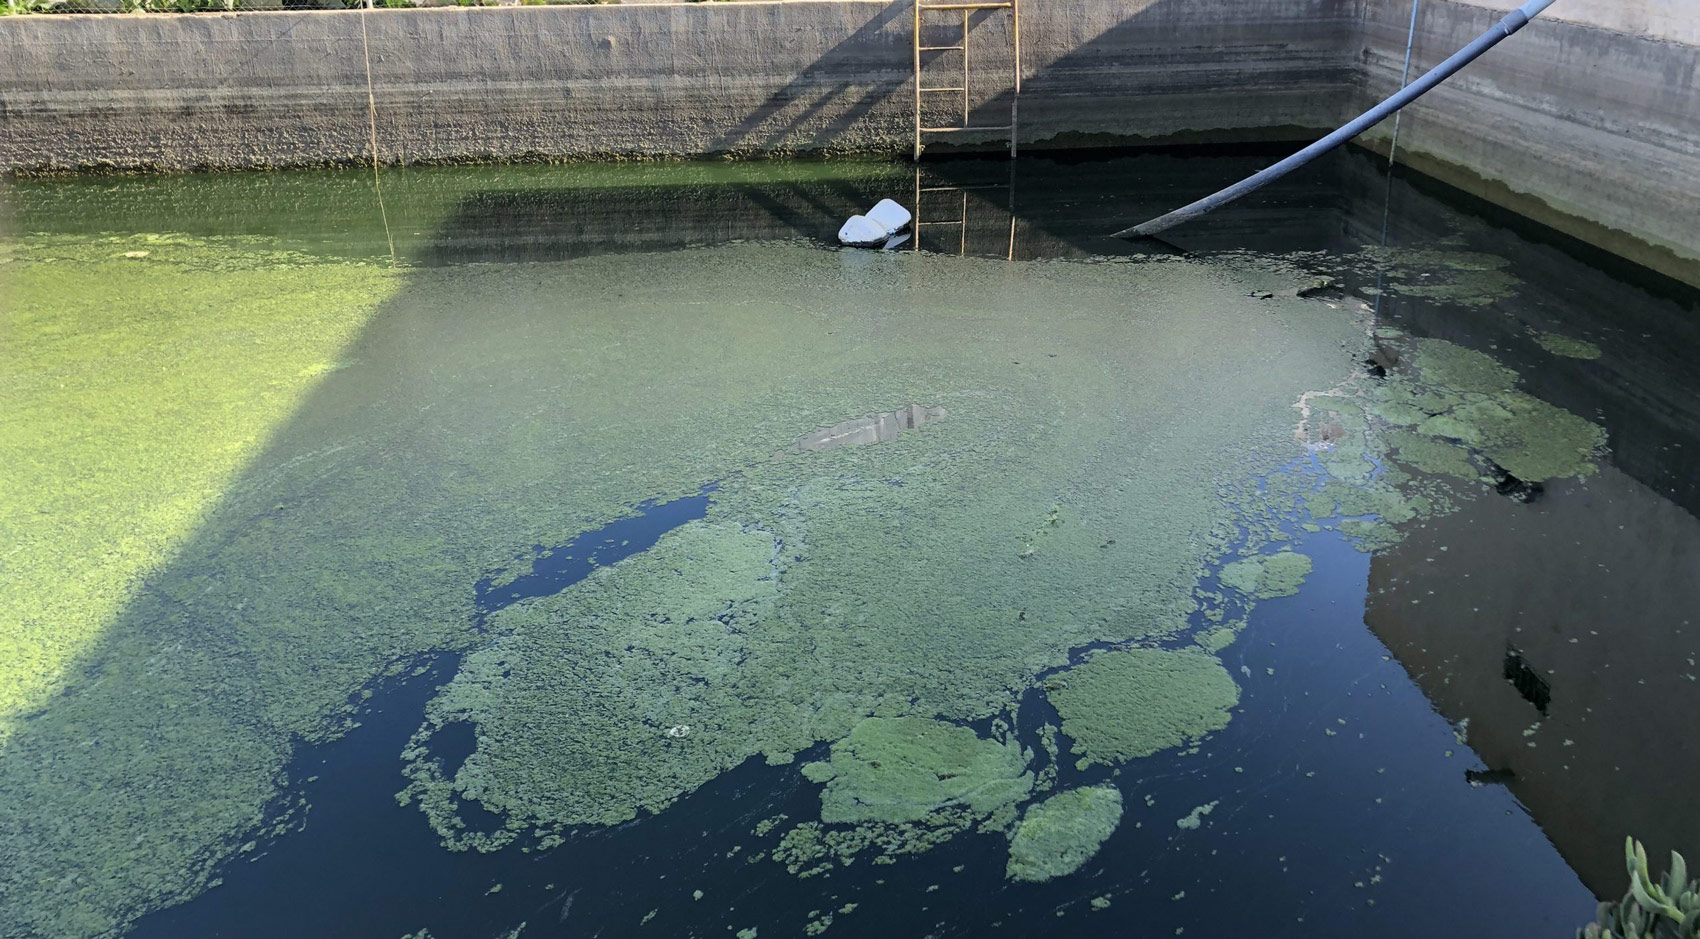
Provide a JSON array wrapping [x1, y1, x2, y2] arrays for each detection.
[[1354, 0, 1700, 283], [0, 0, 1696, 280]]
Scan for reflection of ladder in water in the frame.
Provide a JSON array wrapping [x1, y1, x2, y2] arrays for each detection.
[[912, 165, 1017, 259], [912, 0, 1020, 160]]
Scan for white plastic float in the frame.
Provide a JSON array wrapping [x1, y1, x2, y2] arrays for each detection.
[[838, 198, 913, 248]]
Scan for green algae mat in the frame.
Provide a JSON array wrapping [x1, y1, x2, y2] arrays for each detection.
[[0, 217, 1608, 937]]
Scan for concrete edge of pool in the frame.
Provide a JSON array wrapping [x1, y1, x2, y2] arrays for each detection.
[[1, 0, 1697, 282]]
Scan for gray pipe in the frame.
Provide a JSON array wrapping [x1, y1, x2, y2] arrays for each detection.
[[1113, 0, 1559, 240]]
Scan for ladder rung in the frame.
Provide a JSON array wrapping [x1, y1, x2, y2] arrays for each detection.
[[919, 125, 1014, 132], [919, 185, 1009, 192], [919, 3, 1013, 9], [918, 44, 965, 51], [917, 219, 967, 225], [919, 87, 967, 93]]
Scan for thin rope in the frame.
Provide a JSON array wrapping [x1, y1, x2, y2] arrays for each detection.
[[360, 0, 398, 265], [1376, 0, 1422, 291], [1387, 0, 1421, 170]]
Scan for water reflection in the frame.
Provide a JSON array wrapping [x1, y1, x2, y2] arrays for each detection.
[[791, 404, 947, 453], [1365, 464, 1700, 898]]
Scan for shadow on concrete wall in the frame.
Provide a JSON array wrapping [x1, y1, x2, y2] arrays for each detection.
[[707, 0, 911, 153]]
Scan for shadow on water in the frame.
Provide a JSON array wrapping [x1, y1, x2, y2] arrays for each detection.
[[3, 146, 1697, 938], [124, 492, 715, 939]]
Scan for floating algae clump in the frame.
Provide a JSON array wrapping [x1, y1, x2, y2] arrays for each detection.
[[1276, 331, 1605, 559], [1176, 800, 1219, 830], [1048, 649, 1240, 768], [1357, 245, 1522, 308], [801, 717, 1034, 825], [1218, 551, 1313, 599], [1383, 428, 1480, 479], [1302, 332, 1605, 532], [3, 211, 1609, 936], [1412, 339, 1518, 394], [0, 235, 399, 731], [1377, 339, 1605, 482], [1005, 786, 1124, 883], [1436, 391, 1602, 482], [401, 520, 785, 843], [1533, 331, 1603, 360], [770, 811, 988, 875], [1, 236, 414, 938]]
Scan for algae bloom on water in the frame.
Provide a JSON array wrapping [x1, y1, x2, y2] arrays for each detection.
[[0, 153, 1640, 939], [2, 222, 1371, 935], [801, 716, 1034, 825], [1397, 339, 1605, 483], [1048, 648, 1241, 768], [1218, 550, 1314, 599], [1005, 786, 1124, 883], [1532, 331, 1603, 360], [1176, 800, 1219, 830]]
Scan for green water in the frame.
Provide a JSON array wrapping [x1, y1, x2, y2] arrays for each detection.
[[0, 152, 1691, 939]]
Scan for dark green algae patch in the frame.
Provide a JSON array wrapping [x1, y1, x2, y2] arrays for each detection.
[[1047, 649, 1240, 769], [0, 223, 1611, 937]]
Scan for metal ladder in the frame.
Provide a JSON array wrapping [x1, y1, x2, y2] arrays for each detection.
[[911, 165, 1018, 259], [912, 0, 1020, 160]]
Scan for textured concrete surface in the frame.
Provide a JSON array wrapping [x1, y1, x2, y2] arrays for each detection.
[[0, 0, 1356, 173], [1447, 0, 1699, 44], [1355, 0, 1700, 279], [0, 0, 1696, 271], [0, 4, 908, 170]]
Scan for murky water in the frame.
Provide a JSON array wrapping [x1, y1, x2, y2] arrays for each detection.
[[2, 147, 1697, 939]]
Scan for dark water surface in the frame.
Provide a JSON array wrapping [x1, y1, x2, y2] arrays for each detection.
[[6, 147, 1698, 939]]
